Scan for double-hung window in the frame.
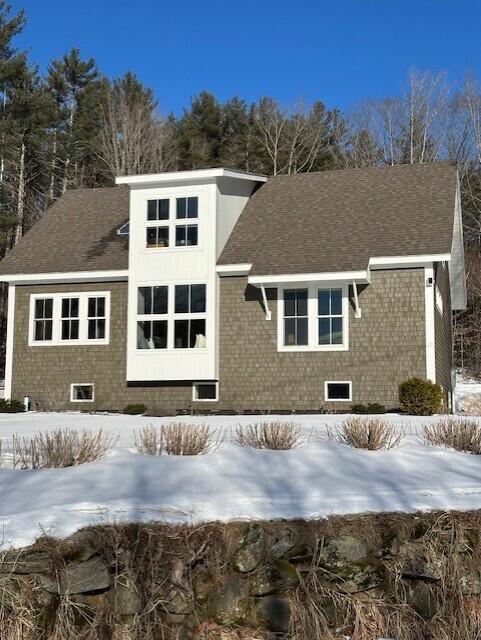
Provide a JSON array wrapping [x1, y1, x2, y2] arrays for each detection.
[[34, 298, 53, 341], [61, 297, 80, 340], [174, 284, 206, 348], [87, 296, 106, 340], [283, 289, 308, 346], [318, 288, 343, 345], [279, 284, 348, 351], [145, 196, 199, 249], [137, 286, 168, 349]]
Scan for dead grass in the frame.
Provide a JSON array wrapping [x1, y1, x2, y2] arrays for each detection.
[[10, 428, 117, 469], [463, 396, 481, 416], [235, 421, 302, 450], [424, 417, 481, 454], [328, 416, 403, 450], [134, 423, 221, 456]]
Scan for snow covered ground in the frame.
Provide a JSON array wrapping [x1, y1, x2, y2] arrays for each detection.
[[0, 408, 481, 549]]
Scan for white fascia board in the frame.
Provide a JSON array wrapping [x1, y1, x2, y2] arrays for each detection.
[[369, 254, 451, 269], [116, 168, 267, 187], [0, 270, 129, 285], [449, 181, 467, 310], [216, 263, 252, 276], [248, 270, 369, 286]]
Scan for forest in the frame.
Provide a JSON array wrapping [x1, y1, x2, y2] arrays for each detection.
[[1, 1, 481, 375]]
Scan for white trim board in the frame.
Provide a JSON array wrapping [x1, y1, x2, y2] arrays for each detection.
[[116, 168, 267, 187], [324, 380, 352, 402], [250, 271, 369, 286], [424, 264, 436, 382], [4, 285, 15, 400], [0, 270, 128, 285]]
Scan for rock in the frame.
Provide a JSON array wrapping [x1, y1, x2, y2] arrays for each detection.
[[397, 541, 443, 581], [209, 574, 251, 626], [0, 549, 52, 574], [249, 560, 299, 596], [233, 524, 266, 573], [41, 556, 110, 595], [318, 535, 369, 571], [460, 568, 481, 595], [111, 575, 142, 616], [62, 530, 102, 563], [271, 529, 297, 560], [407, 581, 438, 619], [193, 566, 214, 603], [254, 595, 290, 633]]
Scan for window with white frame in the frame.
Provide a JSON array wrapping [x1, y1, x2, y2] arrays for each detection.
[[325, 381, 352, 401], [71, 383, 94, 402], [283, 289, 308, 346], [137, 286, 168, 349], [33, 298, 53, 341], [193, 382, 218, 401], [29, 292, 110, 345], [87, 296, 106, 340], [174, 284, 206, 348], [61, 297, 80, 340], [278, 284, 348, 351], [145, 196, 199, 249], [318, 288, 343, 345]]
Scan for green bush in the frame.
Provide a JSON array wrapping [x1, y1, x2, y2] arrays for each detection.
[[351, 403, 386, 414], [399, 377, 443, 416], [123, 403, 147, 415], [0, 399, 24, 413]]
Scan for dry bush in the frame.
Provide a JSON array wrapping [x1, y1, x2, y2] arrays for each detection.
[[424, 417, 481, 454], [235, 421, 302, 450], [134, 423, 220, 456], [10, 429, 117, 469], [328, 417, 403, 450], [463, 396, 481, 416]]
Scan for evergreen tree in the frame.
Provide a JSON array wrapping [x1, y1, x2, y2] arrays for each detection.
[[177, 91, 223, 169]]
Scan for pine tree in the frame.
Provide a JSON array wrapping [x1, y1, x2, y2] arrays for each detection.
[[177, 92, 223, 169]]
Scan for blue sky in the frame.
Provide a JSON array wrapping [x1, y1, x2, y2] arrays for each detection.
[[12, 0, 481, 115]]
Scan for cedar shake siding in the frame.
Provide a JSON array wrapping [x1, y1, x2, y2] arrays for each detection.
[[434, 261, 453, 401], [217, 268, 426, 411], [11, 282, 193, 413]]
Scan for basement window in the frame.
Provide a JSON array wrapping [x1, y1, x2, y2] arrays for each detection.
[[325, 381, 352, 402], [70, 384, 94, 402], [193, 382, 218, 401]]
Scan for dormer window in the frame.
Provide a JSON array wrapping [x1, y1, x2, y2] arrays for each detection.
[[145, 196, 199, 249]]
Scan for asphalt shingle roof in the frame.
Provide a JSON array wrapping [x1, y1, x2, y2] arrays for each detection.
[[218, 162, 457, 275]]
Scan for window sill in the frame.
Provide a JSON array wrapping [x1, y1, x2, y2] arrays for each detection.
[[29, 339, 109, 347], [134, 348, 207, 354], [143, 246, 201, 254], [278, 344, 348, 352]]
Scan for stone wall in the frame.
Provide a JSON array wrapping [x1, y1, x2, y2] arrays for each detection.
[[2, 512, 481, 639]]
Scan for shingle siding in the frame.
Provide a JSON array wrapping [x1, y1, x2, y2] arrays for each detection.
[[216, 269, 427, 411], [10, 269, 435, 413]]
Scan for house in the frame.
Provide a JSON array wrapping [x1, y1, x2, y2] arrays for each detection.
[[0, 162, 466, 413]]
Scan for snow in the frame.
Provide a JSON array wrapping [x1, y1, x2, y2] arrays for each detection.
[[455, 372, 481, 413], [0, 409, 481, 549]]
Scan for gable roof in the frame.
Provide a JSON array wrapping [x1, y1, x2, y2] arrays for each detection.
[[218, 162, 458, 276], [0, 186, 129, 276]]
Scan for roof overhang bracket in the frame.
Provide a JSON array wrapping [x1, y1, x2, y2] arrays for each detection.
[[260, 285, 272, 321], [352, 281, 361, 319]]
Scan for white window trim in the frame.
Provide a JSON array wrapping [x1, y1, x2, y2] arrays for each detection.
[[192, 381, 219, 402], [277, 283, 349, 352], [136, 283, 207, 352], [144, 194, 200, 252], [28, 291, 110, 346], [324, 380, 352, 402], [70, 383, 95, 403]]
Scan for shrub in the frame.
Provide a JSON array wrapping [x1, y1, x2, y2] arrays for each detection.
[[10, 428, 117, 469], [424, 417, 481, 454], [351, 403, 386, 414], [0, 399, 24, 413], [399, 377, 443, 416], [329, 416, 402, 450], [134, 423, 220, 456], [235, 421, 302, 450], [123, 404, 147, 415]]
